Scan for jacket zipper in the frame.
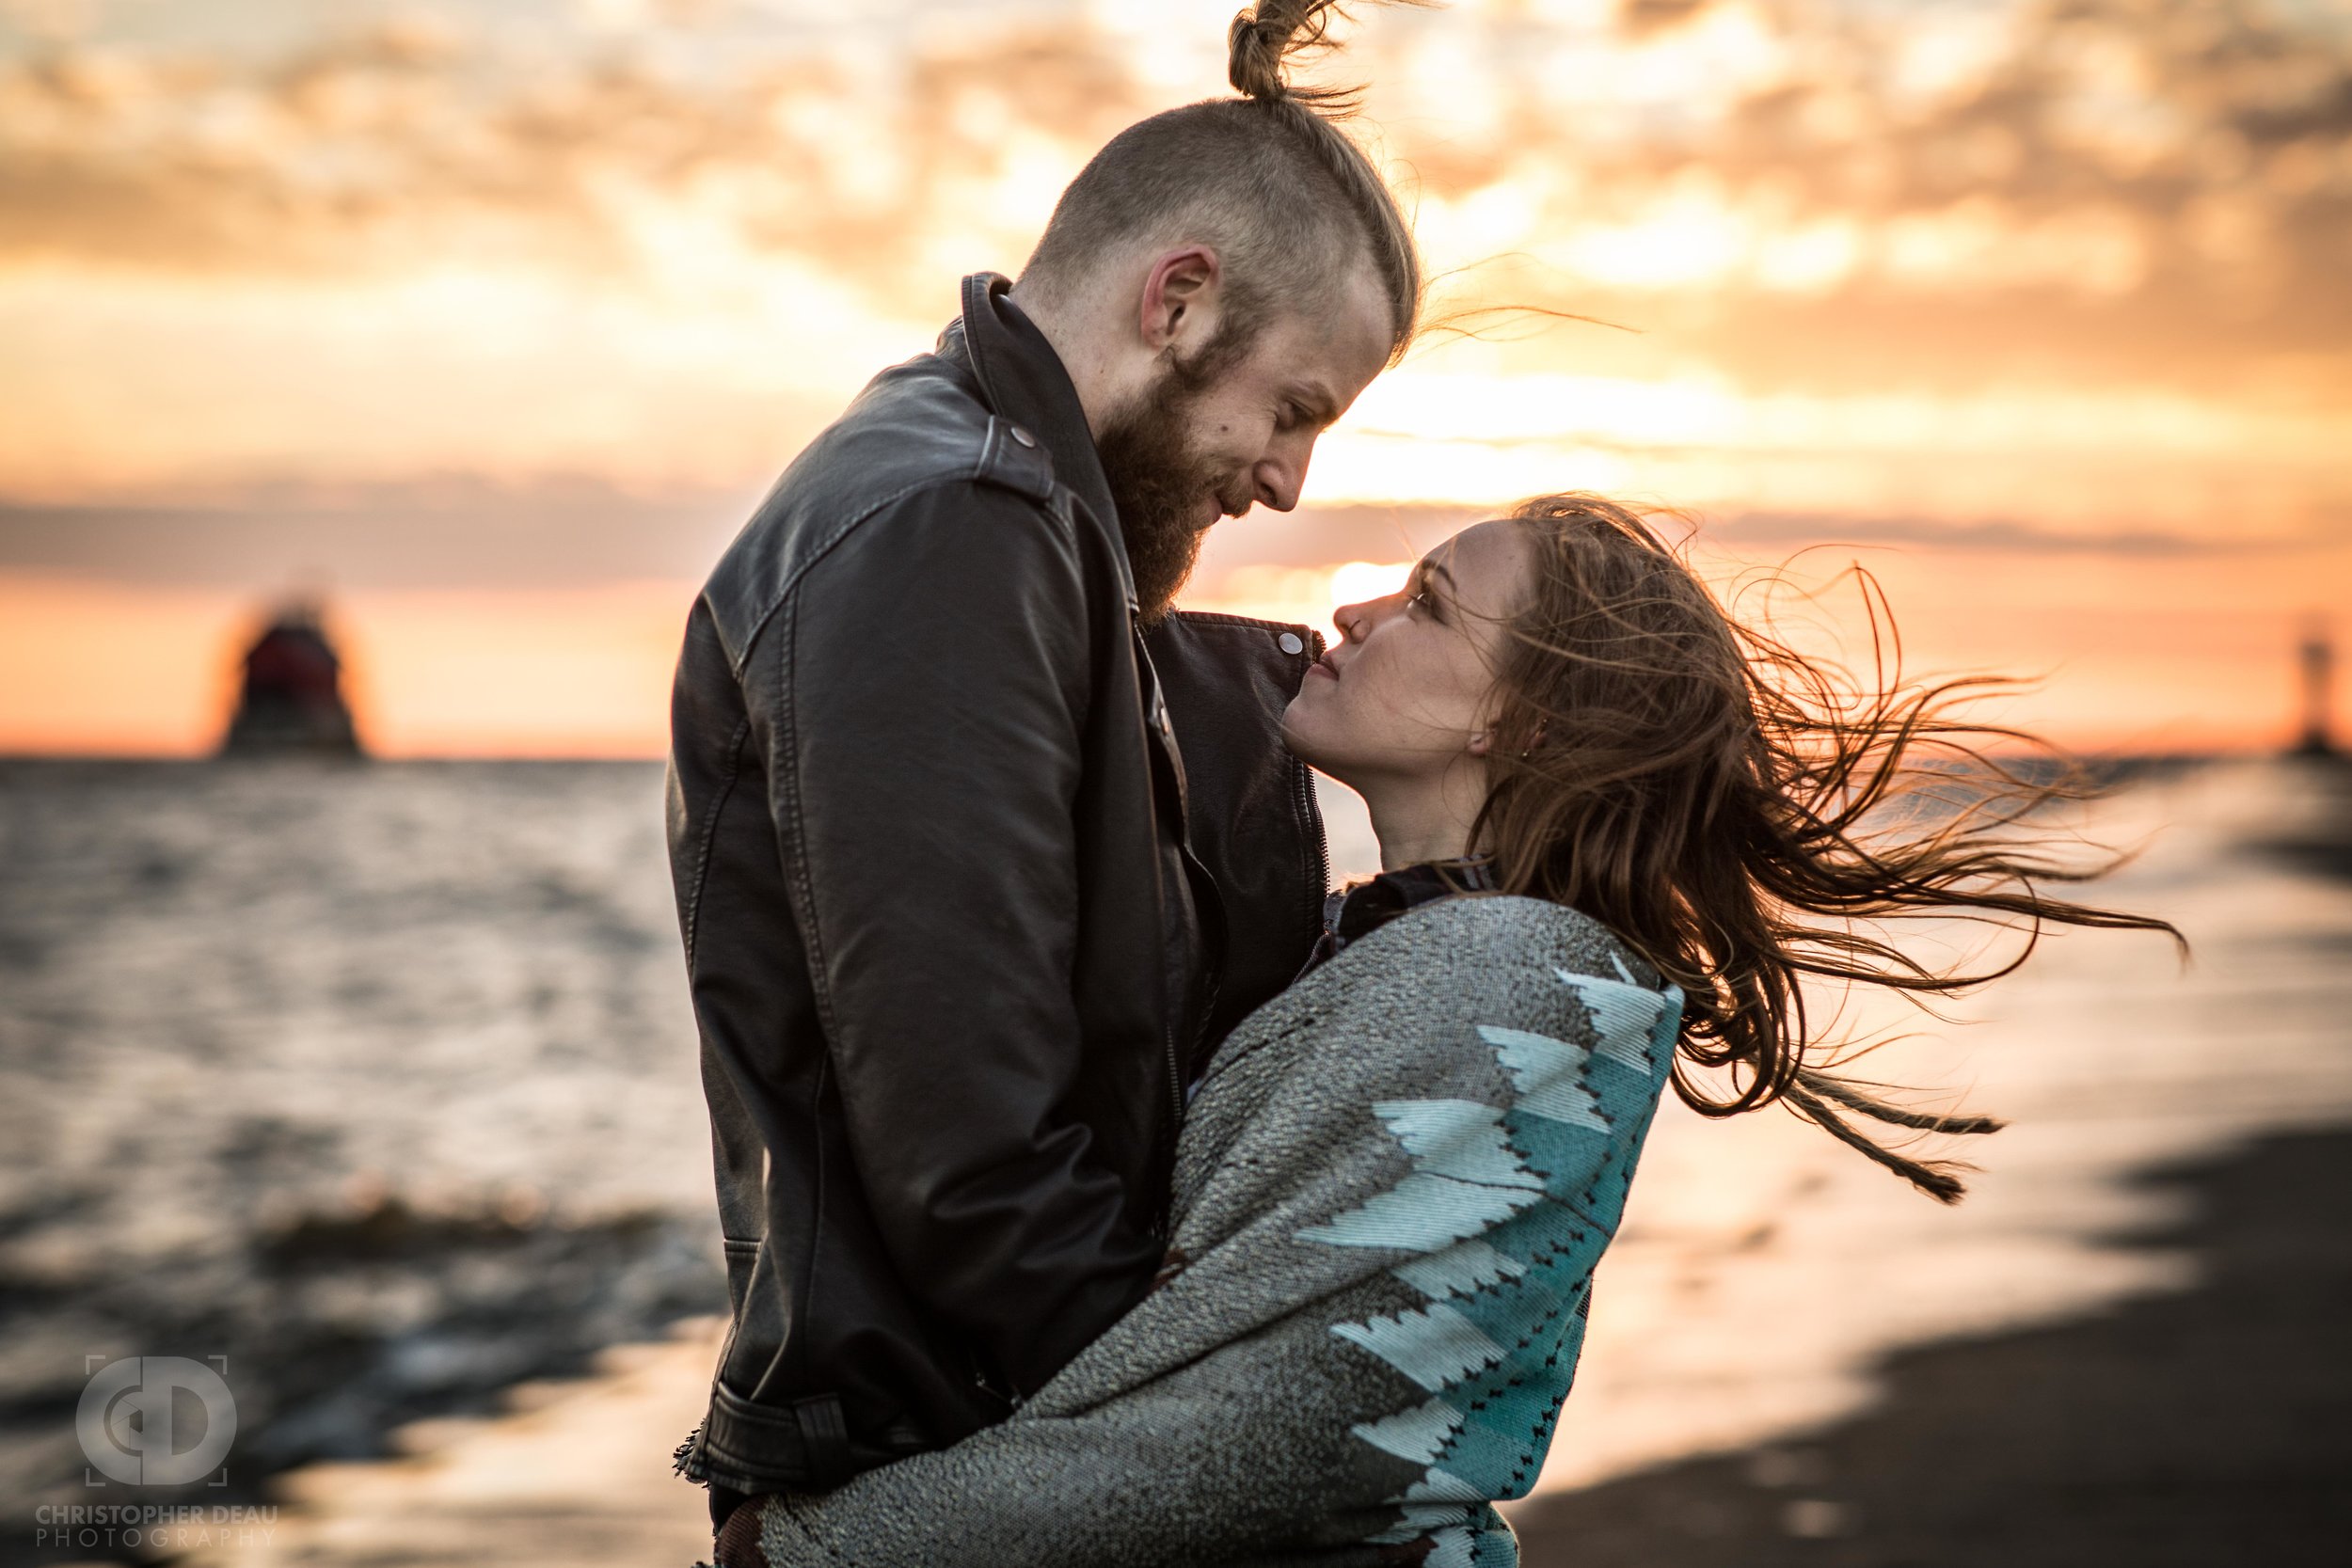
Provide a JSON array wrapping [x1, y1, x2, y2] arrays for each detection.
[[1161, 1018, 1185, 1142], [1301, 752, 1330, 918]]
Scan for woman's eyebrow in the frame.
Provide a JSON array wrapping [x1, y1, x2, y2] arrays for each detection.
[[1414, 559, 1455, 616]]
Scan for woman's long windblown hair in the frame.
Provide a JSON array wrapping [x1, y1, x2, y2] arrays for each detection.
[[1475, 495, 2184, 1201]]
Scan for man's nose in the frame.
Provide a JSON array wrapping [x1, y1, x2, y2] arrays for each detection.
[[1252, 436, 1314, 513]]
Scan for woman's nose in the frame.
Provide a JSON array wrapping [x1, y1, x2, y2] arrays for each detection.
[[1333, 599, 1372, 642]]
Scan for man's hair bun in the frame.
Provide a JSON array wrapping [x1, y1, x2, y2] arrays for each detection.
[[1227, 1, 1375, 107], [1020, 0, 1425, 368]]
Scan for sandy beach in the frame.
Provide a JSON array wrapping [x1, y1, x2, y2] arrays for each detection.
[[1510, 1123, 2352, 1565], [162, 1323, 725, 1568]]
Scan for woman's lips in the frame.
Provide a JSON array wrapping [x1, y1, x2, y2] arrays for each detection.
[[1307, 655, 1338, 681]]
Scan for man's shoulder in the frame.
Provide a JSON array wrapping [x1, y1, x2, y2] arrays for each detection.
[[810, 352, 1062, 509], [697, 352, 1067, 672]]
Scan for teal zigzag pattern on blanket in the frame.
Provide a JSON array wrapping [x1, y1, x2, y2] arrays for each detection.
[[1296, 958, 1683, 1568]]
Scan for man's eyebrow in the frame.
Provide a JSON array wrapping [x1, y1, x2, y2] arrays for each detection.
[[1293, 381, 1343, 425]]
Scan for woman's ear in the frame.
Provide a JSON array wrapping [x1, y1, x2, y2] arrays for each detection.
[[1466, 684, 1511, 759]]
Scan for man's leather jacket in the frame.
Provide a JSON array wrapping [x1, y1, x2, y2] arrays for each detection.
[[665, 273, 1330, 1496]]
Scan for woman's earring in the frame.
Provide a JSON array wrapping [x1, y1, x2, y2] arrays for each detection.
[[1518, 719, 1549, 761]]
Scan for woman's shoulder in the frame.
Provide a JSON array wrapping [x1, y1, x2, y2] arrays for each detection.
[[1338, 892, 1665, 995], [1243, 893, 1680, 1094], [1198, 893, 1681, 1124]]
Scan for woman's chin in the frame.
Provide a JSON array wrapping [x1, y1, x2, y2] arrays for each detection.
[[1278, 708, 1326, 769], [1279, 716, 1355, 792]]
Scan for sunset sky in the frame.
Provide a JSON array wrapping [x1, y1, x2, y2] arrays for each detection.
[[2, 0, 2346, 755]]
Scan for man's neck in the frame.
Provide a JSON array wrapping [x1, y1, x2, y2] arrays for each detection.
[[1003, 281, 1121, 440]]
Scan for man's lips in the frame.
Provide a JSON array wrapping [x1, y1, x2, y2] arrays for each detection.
[[1307, 652, 1339, 681], [1200, 484, 1250, 529]]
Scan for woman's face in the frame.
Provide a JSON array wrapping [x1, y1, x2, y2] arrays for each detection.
[[1281, 518, 1533, 788]]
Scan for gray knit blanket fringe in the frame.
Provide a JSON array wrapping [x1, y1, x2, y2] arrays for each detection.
[[728, 895, 1679, 1568]]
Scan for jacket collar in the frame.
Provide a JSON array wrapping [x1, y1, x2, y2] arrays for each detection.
[[1305, 858, 1501, 973], [939, 273, 1120, 548]]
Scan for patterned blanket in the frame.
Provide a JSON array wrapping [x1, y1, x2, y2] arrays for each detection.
[[727, 894, 1679, 1567]]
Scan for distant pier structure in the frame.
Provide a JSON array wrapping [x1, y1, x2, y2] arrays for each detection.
[[2295, 618, 2337, 758], [221, 600, 363, 757]]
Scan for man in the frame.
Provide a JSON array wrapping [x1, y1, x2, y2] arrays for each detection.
[[664, 3, 1420, 1543]]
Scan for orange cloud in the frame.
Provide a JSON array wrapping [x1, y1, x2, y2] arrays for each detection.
[[1, 0, 2344, 358], [1, 0, 2344, 755]]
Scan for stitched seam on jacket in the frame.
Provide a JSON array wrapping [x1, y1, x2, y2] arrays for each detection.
[[725, 460, 1072, 681], [767, 593, 837, 1400], [724, 475, 936, 680], [681, 714, 754, 974], [771, 594, 833, 1039], [799, 1052, 828, 1389]]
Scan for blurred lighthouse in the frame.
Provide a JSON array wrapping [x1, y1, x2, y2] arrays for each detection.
[[220, 599, 363, 756], [2294, 618, 2337, 759]]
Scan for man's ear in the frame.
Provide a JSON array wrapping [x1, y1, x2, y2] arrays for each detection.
[[1139, 245, 1222, 352]]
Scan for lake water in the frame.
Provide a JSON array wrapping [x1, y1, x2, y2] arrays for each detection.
[[3, 753, 2347, 1552], [0, 759, 722, 1540]]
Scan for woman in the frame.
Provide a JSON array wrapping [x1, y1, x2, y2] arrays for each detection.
[[710, 495, 2175, 1568]]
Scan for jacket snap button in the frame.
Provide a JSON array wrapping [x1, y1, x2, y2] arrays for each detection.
[[1008, 424, 1037, 448], [1277, 632, 1305, 656]]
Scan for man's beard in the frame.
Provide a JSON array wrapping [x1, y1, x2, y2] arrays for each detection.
[[1094, 351, 1241, 628]]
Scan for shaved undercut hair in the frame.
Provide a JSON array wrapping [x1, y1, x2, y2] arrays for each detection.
[[1017, 1, 1423, 362]]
